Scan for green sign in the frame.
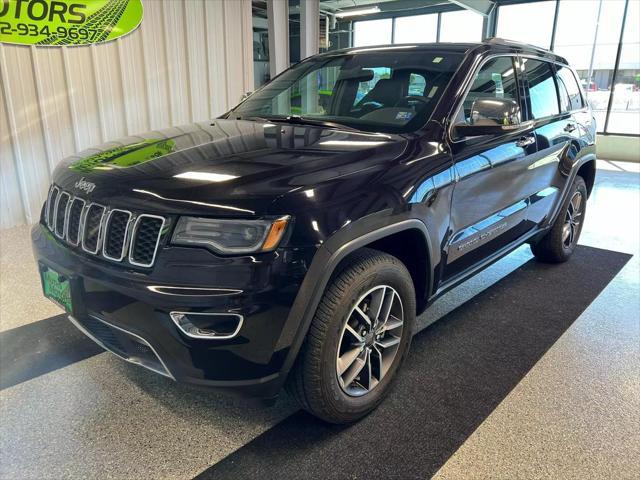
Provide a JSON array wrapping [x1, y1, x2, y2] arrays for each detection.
[[69, 138, 176, 173], [0, 0, 144, 46]]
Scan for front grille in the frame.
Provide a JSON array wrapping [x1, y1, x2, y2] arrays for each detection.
[[43, 185, 166, 268]]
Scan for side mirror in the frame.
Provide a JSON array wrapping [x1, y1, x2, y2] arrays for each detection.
[[239, 91, 252, 103], [454, 98, 530, 137]]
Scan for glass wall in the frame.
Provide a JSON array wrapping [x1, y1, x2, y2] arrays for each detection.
[[353, 18, 392, 47], [607, 0, 640, 134], [496, 1, 557, 49], [353, 10, 483, 48], [439, 10, 483, 43], [393, 14, 438, 44], [552, 0, 625, 131]]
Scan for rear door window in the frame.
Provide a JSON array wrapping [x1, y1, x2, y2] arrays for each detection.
[[555, 66, 584, 112], [524, 59, 560, 119]]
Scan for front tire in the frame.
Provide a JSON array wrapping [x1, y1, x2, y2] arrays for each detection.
[[287, 249, 415, 424], [531, 175, 587, 263]]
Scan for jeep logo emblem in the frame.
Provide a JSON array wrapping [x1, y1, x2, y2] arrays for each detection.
[[75, 177, 96, 194]]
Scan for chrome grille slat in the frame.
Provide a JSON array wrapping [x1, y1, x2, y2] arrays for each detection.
[[46, 186, 60, 229], [43, 185, 165, 268], [102, 209, 132, 261], [66, 197, 86, 246], [54, 192, 71, 239], [129, 214, 165, 268], [81, 203, 106, 255]]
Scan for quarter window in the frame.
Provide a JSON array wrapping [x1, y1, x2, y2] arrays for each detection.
[[525, 60, 560, 119]]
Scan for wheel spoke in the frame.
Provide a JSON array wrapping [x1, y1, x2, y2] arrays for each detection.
[[376, 335, 401, 349], [569, 223, 575, 245], [344, 323, 364, 343], [379, 315, 403, 333], [341, 351, 367, 387], [354, 305, 372, 328], [337, 346, 363, 376], [368, 287, 386, 327], [571, 192, 583, 213], [371, 345, 383, 379], [562, 223, 571, 243], [364, 349, 373, 390], [377, 289, 395, 330]]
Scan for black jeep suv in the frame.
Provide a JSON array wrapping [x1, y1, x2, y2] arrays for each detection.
[[33, 39, 596, 423]]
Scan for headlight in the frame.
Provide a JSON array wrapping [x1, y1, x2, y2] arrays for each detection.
[[171, 216, 290, 254]]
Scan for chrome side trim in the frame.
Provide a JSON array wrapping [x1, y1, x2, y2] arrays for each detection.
[[81, 203, 107, 255], [68, 315, 175, 380], [170, 311, 244, 340], [102, 209, 133, 262], [128, 214, 166, 268]]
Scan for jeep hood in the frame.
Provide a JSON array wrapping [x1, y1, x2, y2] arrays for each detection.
[[52, 119, 408, 216]]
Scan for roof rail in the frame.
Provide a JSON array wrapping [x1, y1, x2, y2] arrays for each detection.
[[483, 37, 553, 54]]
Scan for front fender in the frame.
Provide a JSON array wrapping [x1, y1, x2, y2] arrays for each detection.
[[272, 214, 433, 390]]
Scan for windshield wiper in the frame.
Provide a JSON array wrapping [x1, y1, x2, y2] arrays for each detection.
[[245, 115, 358, 132]]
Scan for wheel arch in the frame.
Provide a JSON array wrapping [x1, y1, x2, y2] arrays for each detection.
[[275, 218, 434, 388], [576, 158, 596, 197]]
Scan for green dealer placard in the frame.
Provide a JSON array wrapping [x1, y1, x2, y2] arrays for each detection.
[[0, 0, 143, 46]]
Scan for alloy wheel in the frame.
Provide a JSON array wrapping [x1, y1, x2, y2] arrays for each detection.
[[336, 285, 404, 397], [562, 190, 584, 248]]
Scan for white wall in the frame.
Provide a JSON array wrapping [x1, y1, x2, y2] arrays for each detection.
[[0, 0, 254, 230]]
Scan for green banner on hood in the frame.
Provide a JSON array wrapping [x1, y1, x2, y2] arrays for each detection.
[[0, 0, 143, 46], [69, 138, 175, 173]]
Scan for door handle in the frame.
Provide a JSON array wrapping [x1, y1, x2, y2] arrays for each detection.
[[516, 135, 535, 148], [564, 123, 577, 133]]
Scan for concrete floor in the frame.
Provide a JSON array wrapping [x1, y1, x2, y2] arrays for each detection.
[[0, 160, 638, 479]]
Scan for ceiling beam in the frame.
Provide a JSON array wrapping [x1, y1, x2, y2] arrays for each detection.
[[448, 0, 495, 16]]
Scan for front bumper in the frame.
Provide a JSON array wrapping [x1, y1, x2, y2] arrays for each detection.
[[32, 223, 313, 398]]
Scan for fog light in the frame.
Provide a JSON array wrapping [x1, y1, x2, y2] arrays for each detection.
[[170, 311, 243, 339]]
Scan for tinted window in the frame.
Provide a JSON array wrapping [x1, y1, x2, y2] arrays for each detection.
[[458, 56, 519, 123], [555, 66, 584, 112], [525, 60, 560, 119]]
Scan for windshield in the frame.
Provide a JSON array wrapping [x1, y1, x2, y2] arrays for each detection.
[[227, 49, 464, 134]]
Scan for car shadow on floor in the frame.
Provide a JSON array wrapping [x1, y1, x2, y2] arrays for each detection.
[[195, 246, 631, 480]]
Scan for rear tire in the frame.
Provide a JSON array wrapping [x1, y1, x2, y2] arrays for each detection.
[[531, 175, 587, 263], [287, 248, 415, 424]]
